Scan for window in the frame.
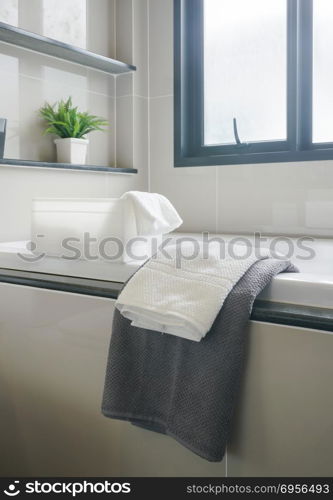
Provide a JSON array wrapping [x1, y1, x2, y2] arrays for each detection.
[[174, 0, 333, 166]]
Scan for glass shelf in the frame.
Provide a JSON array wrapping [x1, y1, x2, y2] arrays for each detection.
[[0, 22, 136, 75]]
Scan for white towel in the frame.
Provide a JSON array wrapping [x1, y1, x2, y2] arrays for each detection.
[[115, 242, 270, 342], [121, 191, 183, 236]]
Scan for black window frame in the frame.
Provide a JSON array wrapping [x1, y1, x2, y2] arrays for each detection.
[[174, 0, 333, 167]]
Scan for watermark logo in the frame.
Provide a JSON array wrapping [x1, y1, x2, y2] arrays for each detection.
[[1, 480, 131, 497], [4, 481, 20, 496], [17, 232, 316, 268]]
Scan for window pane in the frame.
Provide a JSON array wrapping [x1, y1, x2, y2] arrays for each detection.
[[204, 0, 287, 146], [313, 0, 333, 143]]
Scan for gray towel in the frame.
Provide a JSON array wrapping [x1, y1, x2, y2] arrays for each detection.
[[102, 258, 297, 462]]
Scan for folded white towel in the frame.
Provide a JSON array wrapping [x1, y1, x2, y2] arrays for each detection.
[[121, 191, 182, 236], [115, 242, 270, 342]]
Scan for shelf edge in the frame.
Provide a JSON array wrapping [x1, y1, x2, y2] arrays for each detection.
[[0, 159, 137, 174], [0, 21, 136, 75]]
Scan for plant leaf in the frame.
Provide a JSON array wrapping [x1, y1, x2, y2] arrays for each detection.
[[39, 97, 109, 138]]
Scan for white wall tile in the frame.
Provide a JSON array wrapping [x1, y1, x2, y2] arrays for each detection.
[[149, 96, 217, 232], [216, 161, 333, 236], [133, 0, 148, 97], [149, 0, 173, 98], [0, 166, 142, 244], [0, 41, 87, 81], [105, 172, 144, 199], [0, 41, 116, 99], [87, 70, 115, 97], [115, 0, 133, 64], [18, 75, 55, 162], [87, 0, 116, 57], [0, 55, 20, 158], [113, 0, 149, 188], [0, 166, 109, 242], [116, 73, 133, 97], [133, 96, 149, 190], [86, 93, 115, 166], [116, 95, 134, 169], [42, 66, 89, 93]]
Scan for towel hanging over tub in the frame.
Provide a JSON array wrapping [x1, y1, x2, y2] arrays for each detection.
[[102, 258, 297, 462], [115, 242, 271, 342]]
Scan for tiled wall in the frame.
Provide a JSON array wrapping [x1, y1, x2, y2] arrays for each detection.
[[0, 0, 149, 243], [147, 0, 333, 237], [115, 0, 149, 190], [0, 43, 115, 165], [0, 0, 116, 166], [4, 0, 332, 243]]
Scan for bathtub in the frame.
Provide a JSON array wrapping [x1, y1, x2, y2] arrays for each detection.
[[0, 233, 332, 477], [167, 233, 333, 310], [0, 233, 332, 309], [0, 240, 140, 283]]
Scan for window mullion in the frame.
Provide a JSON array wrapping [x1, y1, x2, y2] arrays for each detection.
[[287, 0, 298, 151], [297, 0, 313, 150], [185, 0, 204, 156]]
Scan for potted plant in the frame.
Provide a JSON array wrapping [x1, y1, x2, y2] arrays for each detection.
[[40, 97, 108, 164]]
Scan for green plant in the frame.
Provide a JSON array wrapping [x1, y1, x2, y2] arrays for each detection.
[[39, 97, 108, 139]]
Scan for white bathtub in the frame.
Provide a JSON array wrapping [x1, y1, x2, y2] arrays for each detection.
[[0, 233, 332, 308], [171, 233, 333, 310], [0, 234, 332, 477], [0, 240, 140, 283]]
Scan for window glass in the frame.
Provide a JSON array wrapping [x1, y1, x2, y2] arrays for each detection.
[[313, 0, 333, 143], [203, 0, 287, 146]]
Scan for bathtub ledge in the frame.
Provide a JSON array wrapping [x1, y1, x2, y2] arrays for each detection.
[[0, 268, 332, 332], [252, 300, 333, 333], [0, 268, 122, 299]]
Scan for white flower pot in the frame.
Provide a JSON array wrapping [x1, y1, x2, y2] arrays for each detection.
[[54, 138, 89, 164]]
